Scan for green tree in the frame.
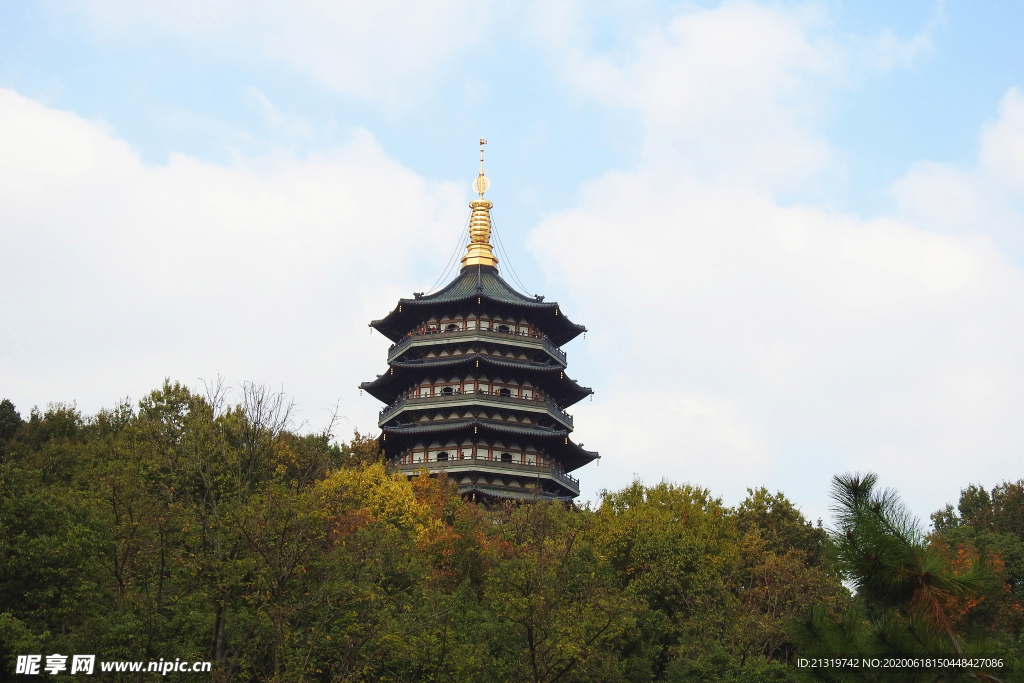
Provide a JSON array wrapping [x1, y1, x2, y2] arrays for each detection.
[[337, 430, 382, 468], [0, 465, 108, 676], [735, 488, 832, 569], [483, 501, 645, 683], [592, 479, 735, 673], [0, 398, 23, 459]]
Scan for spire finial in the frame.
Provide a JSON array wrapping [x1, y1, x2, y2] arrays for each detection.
[[462, 138, 498, 269], [473, 138, 490, 199]]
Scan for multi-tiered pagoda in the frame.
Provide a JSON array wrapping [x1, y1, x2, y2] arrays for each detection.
[[359, 143, 598, 501]]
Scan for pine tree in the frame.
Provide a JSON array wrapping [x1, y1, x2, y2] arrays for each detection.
[[793, 473, 1008, 682]]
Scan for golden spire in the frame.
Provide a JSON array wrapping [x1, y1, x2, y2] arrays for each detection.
[[461, 138, 499, 269]]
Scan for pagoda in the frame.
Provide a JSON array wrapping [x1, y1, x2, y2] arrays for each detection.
[[359, 141, 598, 501]]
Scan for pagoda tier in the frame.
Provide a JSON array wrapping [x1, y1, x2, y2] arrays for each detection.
[[360, 353, 593, 407], [359, 149, 598, 501], [381, 420, 598, 471], [370, 265, 586, 346]]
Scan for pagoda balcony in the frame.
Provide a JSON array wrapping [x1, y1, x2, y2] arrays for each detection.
[[393, 458, 580, 496], [378, 389, 574, 429], [387, 328, 567, 365]]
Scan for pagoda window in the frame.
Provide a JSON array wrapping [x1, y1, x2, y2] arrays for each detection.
[[446, 323, 458, 332], [500, 452, 512, 463], [497, 324, 510, 333], [497, 387, 511, 398], [436, 451, 449, 462], [441, 386, 454, 396]]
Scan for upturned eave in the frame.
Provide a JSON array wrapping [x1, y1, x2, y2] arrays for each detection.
[[358, 354, 593, 407], [370, 266, 586, 346]]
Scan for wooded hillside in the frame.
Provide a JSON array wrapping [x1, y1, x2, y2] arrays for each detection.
[[1, 382, 1020, 681]]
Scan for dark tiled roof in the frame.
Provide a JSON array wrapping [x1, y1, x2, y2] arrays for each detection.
[[417, 266, 546, 307], [381, 418, 599, 472], [385, 418, 564, 438], [463, 487, 576, 501], [370, 265, 586, 346], [359, 354, 593, 407], [389, 355, 561, 371]]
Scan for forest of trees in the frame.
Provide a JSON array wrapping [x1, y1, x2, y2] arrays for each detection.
[[1, 380, 1022, 682]]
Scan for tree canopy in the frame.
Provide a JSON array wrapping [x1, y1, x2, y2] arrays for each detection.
[[0, 383, 1020, 682]]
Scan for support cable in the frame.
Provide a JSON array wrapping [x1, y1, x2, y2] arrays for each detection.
[[491, 213, 532, 296], [425, 212, 471, 295]]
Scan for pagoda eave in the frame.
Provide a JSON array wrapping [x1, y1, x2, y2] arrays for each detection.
[[381, 419, 598, 472], [359, 354, 593, 407], [369, 267, 586, 345], [395, 463, 580, 499]]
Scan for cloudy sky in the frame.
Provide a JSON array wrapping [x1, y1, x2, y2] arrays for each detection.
[[3, 0, 1023, 523]]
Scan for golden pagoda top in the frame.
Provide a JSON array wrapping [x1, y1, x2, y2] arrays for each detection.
[[461, 138, 499, 269]]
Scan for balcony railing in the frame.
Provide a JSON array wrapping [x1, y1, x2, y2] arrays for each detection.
[[394, 457, 580, 492], [378, 389, 573, 428], [387, 328, 567, 364]]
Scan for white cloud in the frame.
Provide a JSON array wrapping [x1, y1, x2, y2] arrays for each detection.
[[244, 87, 313, 138], [528, 4, 1024, 520], [869, 26, 934, 73], [0, 88, 464, 432], [864, 2, 943, 73], [894, 88, 1024, 257], [980, 88, 1024, 193], [534, 168, 1024, 520], [62, 0, 494, 106], [557, 2, 839, 188]]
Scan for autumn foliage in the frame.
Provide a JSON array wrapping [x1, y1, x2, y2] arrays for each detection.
[[0, 386, 1021, 682]]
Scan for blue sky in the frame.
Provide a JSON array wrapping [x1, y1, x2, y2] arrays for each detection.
[[3, 0, 1024, 523]]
